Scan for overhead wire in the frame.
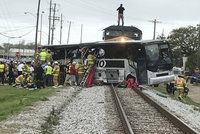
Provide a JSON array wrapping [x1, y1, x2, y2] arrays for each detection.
[[0, 26, 35, 33], [0, 27, 35, 39]]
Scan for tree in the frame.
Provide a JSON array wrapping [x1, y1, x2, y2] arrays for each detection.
[[167, 25, 200, 67], [186, 49, 200, 72]]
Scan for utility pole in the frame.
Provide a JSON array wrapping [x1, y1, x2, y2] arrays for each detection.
[[34, 0, 41, 55], [51, 3, 56, 45], [80, 24, 83, 43], [39, 11, 44, 45], [48, 0, 52, 45], [67, 21, 71, 44], [60, 13, 63, 44], [50, 3, 59, 45], [149, 19, 161, 40]]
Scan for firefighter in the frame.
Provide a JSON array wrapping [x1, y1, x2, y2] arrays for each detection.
[[39, 48, 47, 63], [84, 51, 96, 87], [174, 75, 186, 100], [75, 59, 85, 85], [14, 73, 26, 88], [86, 50, 95, 69], [22, 62, 30, 75], [26, 74, 35, 89], [52, 61, 60, 88], [0, 61, 5, 85]]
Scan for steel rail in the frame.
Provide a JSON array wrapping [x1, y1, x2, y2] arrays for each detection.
[[137, 85, 198, 134], [110, 85, 134, 134]]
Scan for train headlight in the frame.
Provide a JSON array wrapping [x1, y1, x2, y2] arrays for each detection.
[[120, 37, 126, 42]]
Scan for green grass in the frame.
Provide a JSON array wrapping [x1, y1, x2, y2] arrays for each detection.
[[153, 84, 200, 108], [0, 86, 56, 121]]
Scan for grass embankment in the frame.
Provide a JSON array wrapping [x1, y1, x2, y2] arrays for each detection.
[[0, 86, 55, 121], [153, 84, 200, 108]]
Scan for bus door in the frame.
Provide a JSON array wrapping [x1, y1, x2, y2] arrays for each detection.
[[136, 46, 147, 84]]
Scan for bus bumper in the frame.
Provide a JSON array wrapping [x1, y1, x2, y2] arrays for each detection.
[[149, 75, 175, 85]]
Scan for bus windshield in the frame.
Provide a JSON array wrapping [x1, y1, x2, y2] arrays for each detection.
[[145, 42, 173, 71], [145, 44, 159, 63]]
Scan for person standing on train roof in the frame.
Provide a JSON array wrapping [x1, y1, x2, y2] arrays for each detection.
[[117, 4, 125, 26]]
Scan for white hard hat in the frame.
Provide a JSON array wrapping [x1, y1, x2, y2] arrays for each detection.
[[72, 61, 76, 64], [54, 61, 58, 64]]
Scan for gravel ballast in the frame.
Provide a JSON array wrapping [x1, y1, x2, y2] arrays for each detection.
[[54, 86, 123, 134], [143, 89, 200, 133]]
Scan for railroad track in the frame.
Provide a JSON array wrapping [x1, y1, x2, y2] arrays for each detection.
[[110, 85, 198, 134]]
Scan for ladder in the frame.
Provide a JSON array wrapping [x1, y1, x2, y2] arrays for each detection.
[[80, 68, 90, 87]]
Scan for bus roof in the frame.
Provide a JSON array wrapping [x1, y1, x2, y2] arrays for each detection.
[[42, 39, 168, 49]]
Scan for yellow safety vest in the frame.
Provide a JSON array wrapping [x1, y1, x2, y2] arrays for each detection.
[[46, 65, 53, 75], [22, 65, 30, 74], [87, 54, 94, 65], [39, 51, 47, 61], [0, 64, 5, 72], [76, 63, 85, 74]]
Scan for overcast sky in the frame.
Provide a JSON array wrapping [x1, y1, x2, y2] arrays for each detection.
[[0, 0, 200, 45]]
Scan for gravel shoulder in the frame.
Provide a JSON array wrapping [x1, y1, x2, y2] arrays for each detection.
[[0, 87, 78, 134], [143, 88, 200, 133]]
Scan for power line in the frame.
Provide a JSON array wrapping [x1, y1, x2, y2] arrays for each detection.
[[0, 26, 35, 33], [0, 28, 35, 38]]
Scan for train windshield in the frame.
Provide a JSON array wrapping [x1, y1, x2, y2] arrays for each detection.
[[145, 43, 173, 72]]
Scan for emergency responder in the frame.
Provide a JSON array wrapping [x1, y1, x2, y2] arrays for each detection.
[[14, 73, 26, 88], [86, 50, 95, 69], [26, 75, 35, 89], [22, 62, 30, 75], [39, 48, 47, 63], [75, 59, 85, 85], [44, 62, 53, 87], [52, 61, 60, 88], [0, 61, 5, 85], [174, 75, 186, 100]]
